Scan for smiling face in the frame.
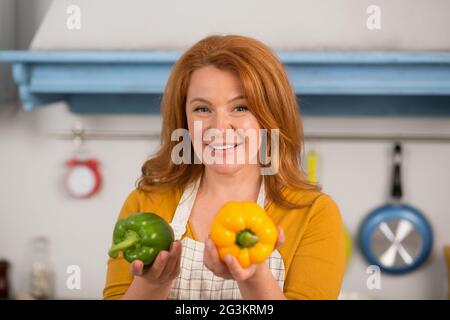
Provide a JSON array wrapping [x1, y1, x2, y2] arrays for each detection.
[[186, 66, 262, 175]]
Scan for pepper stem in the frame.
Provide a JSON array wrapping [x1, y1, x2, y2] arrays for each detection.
[[235, 229, 259, 248], [108, 230, 140, 258]]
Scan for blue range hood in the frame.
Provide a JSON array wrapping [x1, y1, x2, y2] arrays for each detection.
[[1, 51, 450, 116]]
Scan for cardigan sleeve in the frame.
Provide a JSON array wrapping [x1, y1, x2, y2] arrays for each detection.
[[102, 190, 140, 300], [283, 195, 346, 300]]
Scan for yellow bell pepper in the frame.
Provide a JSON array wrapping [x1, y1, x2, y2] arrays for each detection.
[[210, 201, 278, 268]]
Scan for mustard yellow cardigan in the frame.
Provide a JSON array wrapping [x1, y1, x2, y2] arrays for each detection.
[[103, 186, 346, 300]]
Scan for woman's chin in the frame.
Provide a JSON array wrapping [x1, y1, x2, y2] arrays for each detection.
[[205, 163, 244, 175]]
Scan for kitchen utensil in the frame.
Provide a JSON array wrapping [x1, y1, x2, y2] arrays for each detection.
[[358, 143, 433, 274]]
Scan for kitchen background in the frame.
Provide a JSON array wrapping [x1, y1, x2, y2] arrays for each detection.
[[0, 0, 449, 299]]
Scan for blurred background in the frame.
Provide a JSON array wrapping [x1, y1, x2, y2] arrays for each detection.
[[0, 0, 449, 299]]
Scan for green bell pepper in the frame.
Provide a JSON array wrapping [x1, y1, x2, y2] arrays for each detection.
[[108, 212, 174, 265]]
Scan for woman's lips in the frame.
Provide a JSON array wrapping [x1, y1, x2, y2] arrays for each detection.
[[205, 142, 243, 153]]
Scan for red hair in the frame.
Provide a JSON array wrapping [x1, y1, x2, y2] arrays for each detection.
[[137, 34, 320, 209]]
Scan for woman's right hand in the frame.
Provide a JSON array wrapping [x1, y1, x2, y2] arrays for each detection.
[[123, 240, 182, 299]]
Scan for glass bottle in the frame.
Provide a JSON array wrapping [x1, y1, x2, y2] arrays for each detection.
[[30, 237, 54, 299]]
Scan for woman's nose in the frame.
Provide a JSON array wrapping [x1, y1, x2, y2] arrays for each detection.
[[211, 111, 233, 131]]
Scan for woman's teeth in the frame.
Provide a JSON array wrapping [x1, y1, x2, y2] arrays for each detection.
[[208, 143, 241, 150]]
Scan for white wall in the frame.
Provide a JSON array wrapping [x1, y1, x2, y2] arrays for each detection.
[[0, 0, 449, 299], [31, 0, 450, 51]]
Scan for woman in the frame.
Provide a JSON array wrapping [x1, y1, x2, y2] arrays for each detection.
[[103, 34, 346, 300]]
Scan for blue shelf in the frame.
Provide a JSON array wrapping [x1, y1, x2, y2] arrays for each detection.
[[1, 51, 450, 115]]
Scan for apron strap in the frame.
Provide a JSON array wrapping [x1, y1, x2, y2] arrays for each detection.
[[170, 177, 201, 240]]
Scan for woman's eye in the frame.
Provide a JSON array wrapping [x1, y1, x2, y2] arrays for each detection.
[[194, 106, 210, 113], [234, 105, 249, 112]]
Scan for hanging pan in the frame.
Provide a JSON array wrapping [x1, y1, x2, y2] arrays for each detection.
[[358, 143, 433, 274]]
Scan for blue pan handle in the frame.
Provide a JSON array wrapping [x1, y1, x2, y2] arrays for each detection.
[[391, 143, 403, 200]]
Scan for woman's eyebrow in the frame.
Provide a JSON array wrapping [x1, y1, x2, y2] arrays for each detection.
[[189, 95, 245, 105]]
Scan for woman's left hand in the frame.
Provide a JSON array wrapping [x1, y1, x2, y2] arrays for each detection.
[[203, 226, 285, 282]]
